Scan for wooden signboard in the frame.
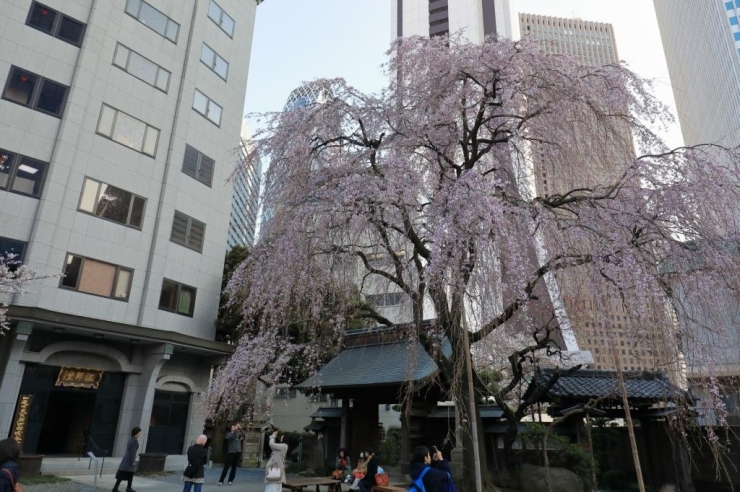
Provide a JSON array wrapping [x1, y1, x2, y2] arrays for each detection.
[[55, 366, 104, 389], [10, 394, 33, 445]]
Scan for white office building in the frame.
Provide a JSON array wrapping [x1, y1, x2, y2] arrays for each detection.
[[391, 0, 515, 41], [0, 0, 258, 457], [654, 0, 740, 147]]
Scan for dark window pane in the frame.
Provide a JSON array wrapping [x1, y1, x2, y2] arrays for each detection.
[[0, 238, 26, 260], [4, 68, 38, 106], [28, 3, 58, 33], [130, 196, 145, 228], [188, 220, 204, 251], [61, 254, 82, 288], [159, 279, 178, 310], [177, 285, 196, 316], [0, 150, 15, 189], [36, 79, 67, 116], [182, 145, 199, 179], [199, 155, 215, 186], [170, 212, 188, 244], [57, 16, 85, 45], [11, 157, 45, 196], [96, 184, 132, 225]]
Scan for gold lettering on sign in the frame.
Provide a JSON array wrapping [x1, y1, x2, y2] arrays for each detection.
[[55, 366, 104, 389], [10, 395, 33, 445]]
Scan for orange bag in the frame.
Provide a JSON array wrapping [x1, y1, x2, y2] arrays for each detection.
[[375, 473, 389, 486]]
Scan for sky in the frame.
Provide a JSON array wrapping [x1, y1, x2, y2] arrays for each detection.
[[244, 0, 683, 148]]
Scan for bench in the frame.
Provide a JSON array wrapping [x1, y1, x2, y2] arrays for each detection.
[[371, 486, 407, 492]]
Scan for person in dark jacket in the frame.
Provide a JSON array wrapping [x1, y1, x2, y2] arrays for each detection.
[[114, 427, 141, 492], [356, 450, 378, 492], [182, 435, 209, 492], [218, 422, 244, 485], [409, 446, 453, 492], [0, 438, 21, 492]]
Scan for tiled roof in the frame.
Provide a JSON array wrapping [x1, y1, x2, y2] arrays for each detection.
[[532, 369, 686, 403], [295, 340, 449, 390]]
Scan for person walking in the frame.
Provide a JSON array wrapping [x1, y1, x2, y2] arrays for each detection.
[[409, 446, 453, 492], [182, 435, 209, 492], [0, 438, 21, 492], [113, 427, 141, 492], [264, 430, 288, 492], [218, 423, 244, 485]]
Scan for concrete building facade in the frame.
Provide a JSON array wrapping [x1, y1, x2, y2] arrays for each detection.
[[654, 0, 740, 427], [654, 0, 740, 147], [0, 0, 258, 457]]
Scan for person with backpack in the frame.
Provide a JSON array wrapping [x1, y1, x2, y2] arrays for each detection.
[[0, 438, 21, 492], [409, 445, 453, 492]]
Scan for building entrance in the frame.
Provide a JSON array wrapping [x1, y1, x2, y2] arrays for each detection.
[[146, 390, 190, 454], [37, 390, 96, 455], [14, 365, 125, 455]]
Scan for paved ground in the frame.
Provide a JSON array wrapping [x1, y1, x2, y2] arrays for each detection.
[[23, 468, 269, 492]]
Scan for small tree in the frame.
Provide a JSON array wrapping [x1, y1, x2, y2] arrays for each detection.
[[1, 254, 51, 334]]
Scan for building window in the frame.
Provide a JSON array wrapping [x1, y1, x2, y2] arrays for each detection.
[[0, 149, 48, 198], [200, 43, 229, 80], [192, 90, 222, 126], [2, 66, 69, 118], [0, 237, 27, 271], [125, 0, 179, 43], [170, 211, 205, 252], [113, 43, 170, 92], [96, 104, 160, 157], [182, 144, 215, 187], [60, 253, 133, 300], [158, 279, 196, 316], [275, 387, 297, 399], [78, 177, 146, 229], [365, 292, 403, 307], [26, 2, 86, 46], [207, 0, 235, 37], [309, 393, 328, 403]]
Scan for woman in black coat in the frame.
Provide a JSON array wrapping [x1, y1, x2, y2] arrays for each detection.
[[0, 438, 21, 492], [356, 450, 378, 492], [114, 427, 141, 492], [409, 446, 453, 492], [182, 435, 209, 492]]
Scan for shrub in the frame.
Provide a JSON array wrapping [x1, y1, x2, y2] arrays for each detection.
[[380, 427, 402, 465], [519, 423, 597, 488]]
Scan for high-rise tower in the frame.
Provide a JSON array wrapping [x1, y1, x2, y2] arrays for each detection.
[[0, 0, 259, 456], [519, 14, 671, 373], [391, 0, 514, 41]]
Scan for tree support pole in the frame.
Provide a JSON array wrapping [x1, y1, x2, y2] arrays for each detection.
[[462, 326, 483, 492]]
